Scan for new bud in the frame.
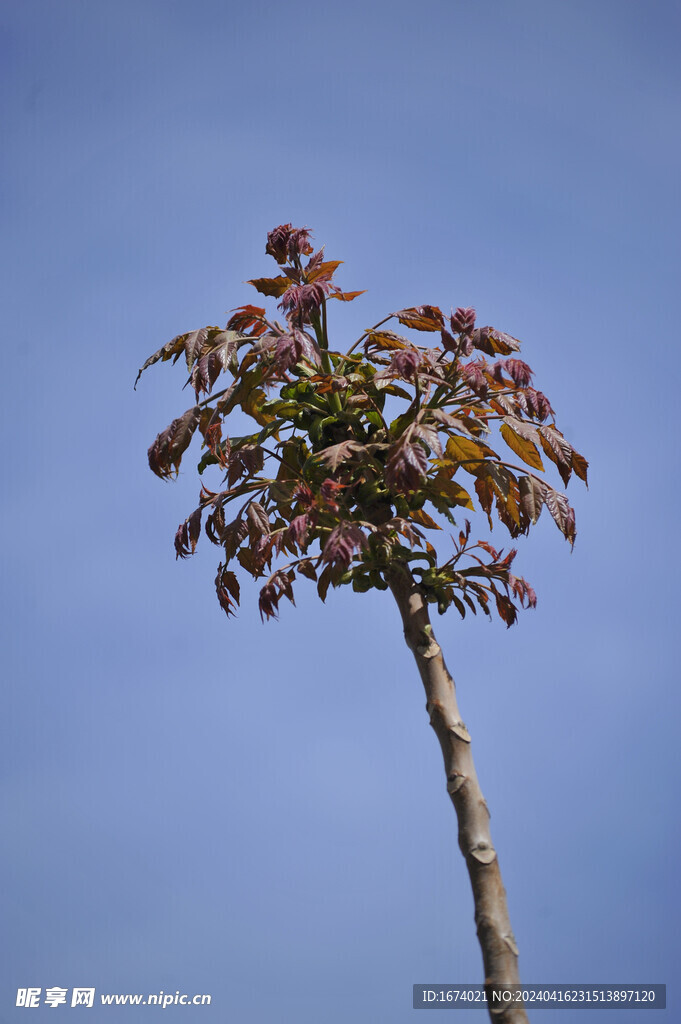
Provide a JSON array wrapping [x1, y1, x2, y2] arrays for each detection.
[[287, 227, 314, 259], [265, 224, 294, 264], [450, 307, 476, 335], [391, 348, 421, 378], [279, 282, 328, 321]]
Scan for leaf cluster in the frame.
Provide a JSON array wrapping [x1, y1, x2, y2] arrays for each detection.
[[138, 224, 587, 626]]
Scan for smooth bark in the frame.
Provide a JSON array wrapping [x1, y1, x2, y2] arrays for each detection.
[[387, 565, 529, 1024]]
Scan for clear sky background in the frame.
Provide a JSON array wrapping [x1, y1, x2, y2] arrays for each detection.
[[2, 1, 679, 1020]]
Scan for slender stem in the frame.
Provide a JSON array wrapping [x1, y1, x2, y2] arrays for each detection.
[[310, 309, 326, 352], [344, 315, 394, 357], [364, 393, 389, 432], [386, 564, 529, 1024], [321, 295, 330, 349], [258, 445, 305, 478], [197, 386, 231, 409], [310, 309, 343, 414]]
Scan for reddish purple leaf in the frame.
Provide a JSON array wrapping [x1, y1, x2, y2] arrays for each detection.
[[538, 426, 573, 486], [460, 360, 488, 396], [320, 477, 345, 511], [503, 358, 534, 387], [494, 590, 518, 628], [274, 328, 320, 371], [147, 406, 201, 479], [258, 569, 296, 621], [287, 514, 310, 550], [390, 348, 421, 377], [470, 327, 521, 356], [265, 224, 294, 264], [322, 522, 369, 569], [392, 306, 445, 332], [544, 487, 576, 546], [519, 475, 545, 524], [385, 438, 429, 493], [226, 305, 267, 337], [297, 558, 318, 581], [247, 501, 270, 538], [215, 564, 240, 617], [317, 439, 366, 473], [477, 539, 500, 560], [279, 282, 329, 320]]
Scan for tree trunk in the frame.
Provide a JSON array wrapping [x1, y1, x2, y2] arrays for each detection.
[[387, 565, 529, 1024]]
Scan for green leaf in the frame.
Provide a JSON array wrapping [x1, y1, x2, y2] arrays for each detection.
[[351, 572, 373, 593], [256, 418, 287, 444], [389, 411, 416, 438], [197, 449, 219, 474], [242, 388, 272, 425], [374, 380, 414, 400]]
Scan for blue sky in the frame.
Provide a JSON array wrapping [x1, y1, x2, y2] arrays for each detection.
[[2, 0, 679, 1020]]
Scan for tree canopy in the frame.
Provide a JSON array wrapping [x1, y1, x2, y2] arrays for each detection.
[[137, 223, 587, 626]]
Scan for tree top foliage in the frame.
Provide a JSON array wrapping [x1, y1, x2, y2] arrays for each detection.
[[137, 224, 587, 626]]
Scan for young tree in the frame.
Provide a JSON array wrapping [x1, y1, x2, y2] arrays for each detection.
[[137, 225, 587, 1023]]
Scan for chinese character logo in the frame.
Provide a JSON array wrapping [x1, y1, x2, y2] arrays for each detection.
[[44, 987, 68, 1008], [72, 988, 96, 1007], [16, 988, 41, 1008]]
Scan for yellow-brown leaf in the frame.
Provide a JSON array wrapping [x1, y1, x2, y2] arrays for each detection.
[[307, 260, 343, 283], [432, 474, 475, 509], [409, 508, 442, 529], [445, 435, 493, 470], [246, 276, 291, 298], [500, 422, 545, 471], [365, 330, 409, 350]]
